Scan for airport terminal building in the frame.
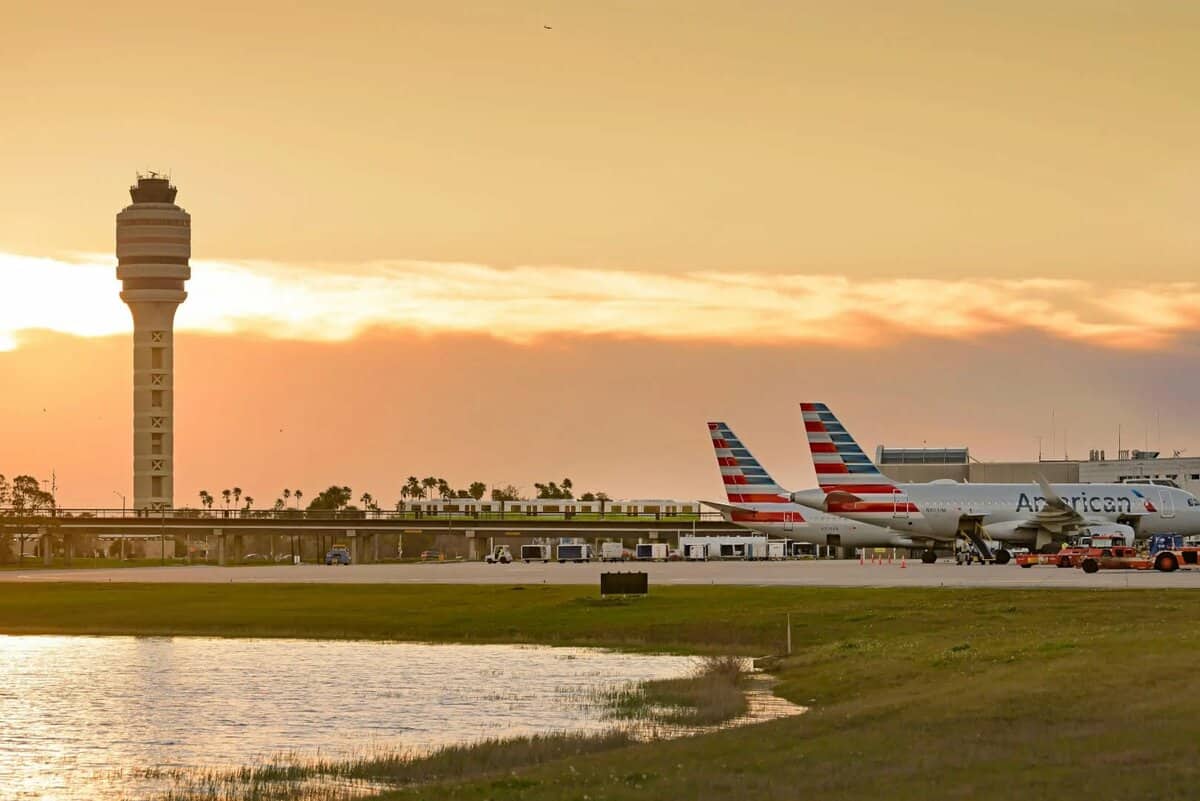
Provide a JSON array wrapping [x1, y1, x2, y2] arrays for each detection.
[[876, 446, 1200, 494]]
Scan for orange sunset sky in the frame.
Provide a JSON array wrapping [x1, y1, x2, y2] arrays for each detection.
[[2, 1, 1199, 507]]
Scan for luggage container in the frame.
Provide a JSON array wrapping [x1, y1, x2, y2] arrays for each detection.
[[788, 541, 813, 558], [684, 543, 708, 561], [520, 543, 551, 563], [599, 541, 625, 562], [556, 541, 592, 563], [678, 535, 766, 560], [635, 542, 668, 561]]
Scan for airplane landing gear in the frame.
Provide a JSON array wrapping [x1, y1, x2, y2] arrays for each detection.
[[921, 549, 937, 564], [994, 548, 1012, 565]]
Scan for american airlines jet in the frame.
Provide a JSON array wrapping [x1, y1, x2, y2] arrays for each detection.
[[703, 422, 917, 549], [789, 403, 1200, 563]]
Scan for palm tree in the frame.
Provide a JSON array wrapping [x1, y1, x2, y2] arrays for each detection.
[[405, 476, 422, 501], [468, 482, 487, 501], [422, 476, 438, 502], [283, 488, 291, 507], [221, 489, 232, 508], [273, 498, 285, 512], [437, 480, 453, 500], [201, 492, 214, 511], [294, 489, 303, 509], [232, 487, 242, 507], [244, 496, 254, 510]]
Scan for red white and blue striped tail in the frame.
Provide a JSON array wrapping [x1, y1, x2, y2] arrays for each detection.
[[800, 403, 921, 518], [707, 422, 804, 523]]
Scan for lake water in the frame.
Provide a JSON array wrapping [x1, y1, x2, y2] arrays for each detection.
[[0, 636, 701, 800]]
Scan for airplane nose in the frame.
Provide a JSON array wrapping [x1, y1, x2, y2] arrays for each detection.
[[790, 489, 828, 509]]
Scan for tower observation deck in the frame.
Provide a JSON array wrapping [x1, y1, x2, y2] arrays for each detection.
[[116, 173, 190, 511]]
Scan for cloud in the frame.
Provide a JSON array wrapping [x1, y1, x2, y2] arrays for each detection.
[[2, 251, 1199, 352]]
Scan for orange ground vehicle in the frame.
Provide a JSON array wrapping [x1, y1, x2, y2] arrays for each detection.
[[1077, 546, 1151, 574], [1016, 547, 1086, 569], [1149, 547, 1200, 572]]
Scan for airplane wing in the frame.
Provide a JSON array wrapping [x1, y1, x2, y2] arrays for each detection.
[[1023, 474, 1151, 535], [1027, 473, 1087, 534]]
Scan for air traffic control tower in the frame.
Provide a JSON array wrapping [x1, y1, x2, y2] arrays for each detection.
[[116, 174, 190, 511]]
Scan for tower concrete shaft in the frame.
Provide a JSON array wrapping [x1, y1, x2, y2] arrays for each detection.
[[116, 175, 190, 511]]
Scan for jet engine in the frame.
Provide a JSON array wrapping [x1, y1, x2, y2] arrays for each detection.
[[981, 520, 1028, 542]]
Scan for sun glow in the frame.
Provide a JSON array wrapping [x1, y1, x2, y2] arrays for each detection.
[[2, 251, 1198, 352]]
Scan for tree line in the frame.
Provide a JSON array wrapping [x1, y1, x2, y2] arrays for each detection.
[[192, 477, 608, 513]]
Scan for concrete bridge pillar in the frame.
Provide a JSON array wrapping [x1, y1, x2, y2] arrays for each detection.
[[39, 527, 52, 566], [347, 529, 357, 563], [372, 532, 380, 563], [215, 529, 225, 566]]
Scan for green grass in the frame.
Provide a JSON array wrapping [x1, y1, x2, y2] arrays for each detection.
[[152, 732, 636, 800], [5, 584, 1200, 799], [0, 557, 189, 571], [606, 655, 749, 725]]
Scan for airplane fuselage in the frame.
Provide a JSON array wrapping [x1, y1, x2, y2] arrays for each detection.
[[800, 482, 1200, 545]]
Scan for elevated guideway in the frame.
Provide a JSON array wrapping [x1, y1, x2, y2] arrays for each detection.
[[0, 508, 746, 565]]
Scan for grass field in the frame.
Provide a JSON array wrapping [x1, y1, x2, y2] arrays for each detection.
[[3, 584, 1200, 799], [0, 557, 190, 571]]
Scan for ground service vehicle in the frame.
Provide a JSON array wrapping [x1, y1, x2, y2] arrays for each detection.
[[1145, 534, 1200, 572], [325, 546, 351, 565], [419, 549, 443, 561], [1150, 534, 1185, 554], [520, 543, 551, 563], [1078, 546, 1151, 574], [485, 545, 512, 564]]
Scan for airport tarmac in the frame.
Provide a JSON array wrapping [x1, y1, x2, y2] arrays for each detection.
[[4, 559, 1200, 588]]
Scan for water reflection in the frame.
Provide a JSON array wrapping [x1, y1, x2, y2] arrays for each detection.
[[0, 636, 699, 800]]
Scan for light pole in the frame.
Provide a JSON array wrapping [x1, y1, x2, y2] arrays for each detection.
[[113, 491, 127, 517]]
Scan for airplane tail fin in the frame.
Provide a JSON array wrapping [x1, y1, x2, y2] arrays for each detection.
[[800, 403, 897, 496], [707, 422, 794, 507]]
